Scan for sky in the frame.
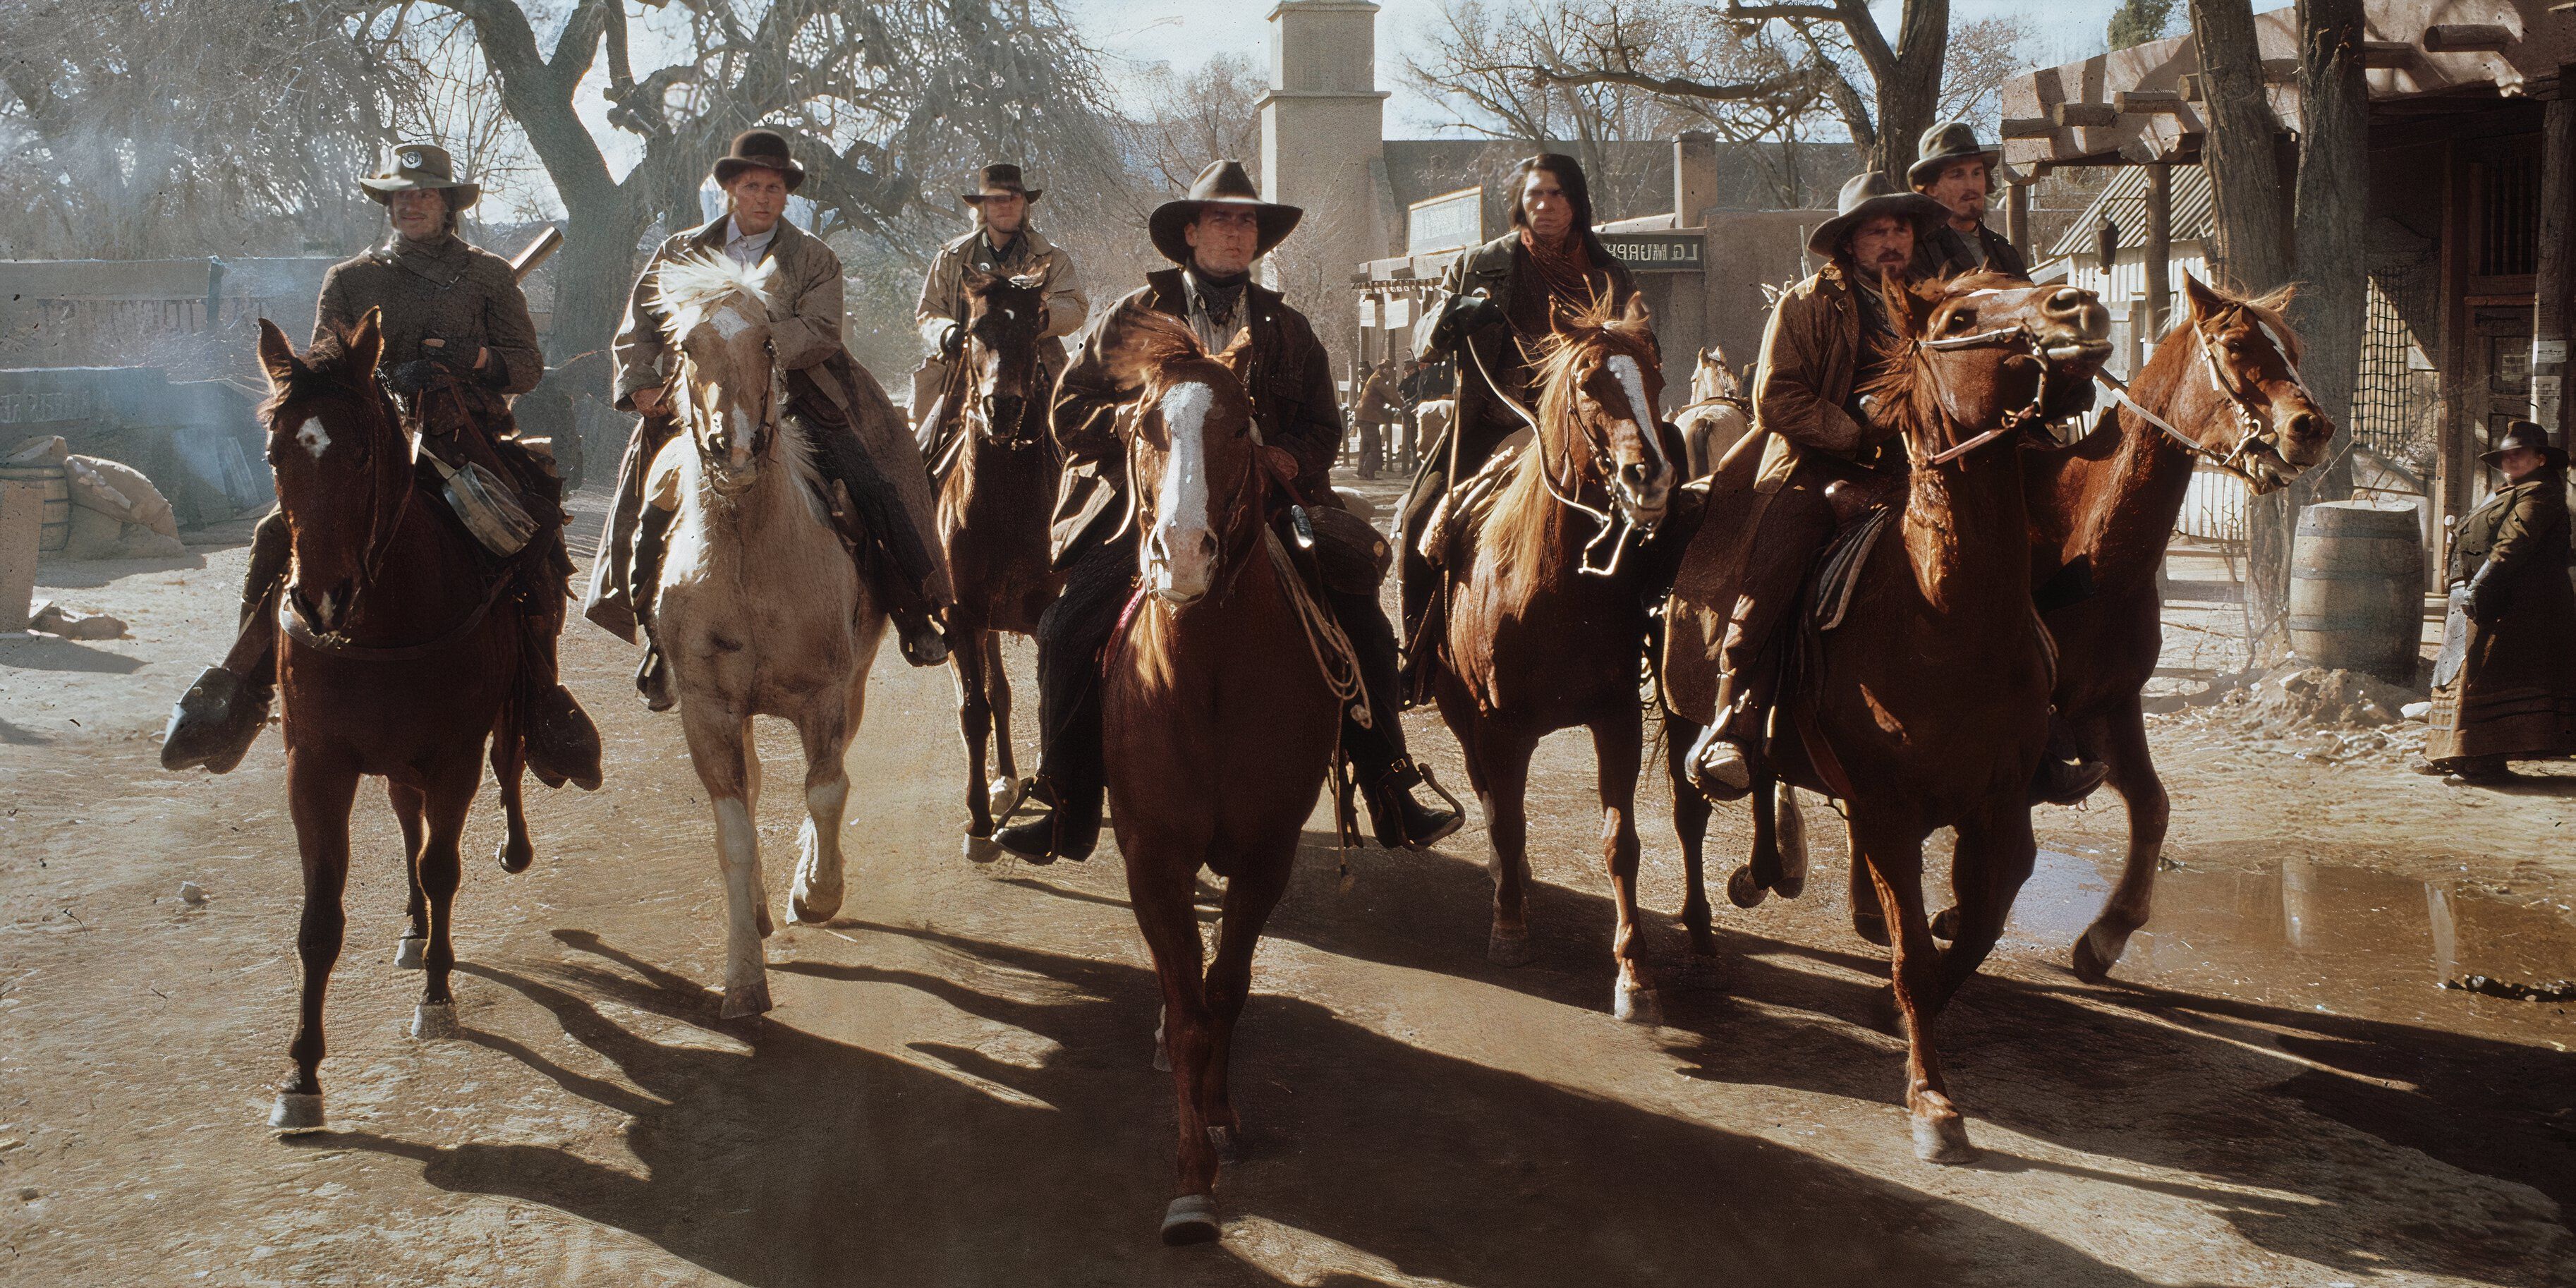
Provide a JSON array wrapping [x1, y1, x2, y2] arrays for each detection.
[[1062, 0, 2134, 138]]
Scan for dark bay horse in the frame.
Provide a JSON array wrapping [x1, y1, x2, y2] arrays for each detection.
[[1677, 274, 2110, 1160], [1095, 308, 1341, 1245], [254, 312, 536, 1131], [933, 271, 1064, 840], [2027, 273, 2330, 980], [1428, 295, 1679, 1021]]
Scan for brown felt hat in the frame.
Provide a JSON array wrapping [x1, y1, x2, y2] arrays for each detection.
[[1809, 172, 1948, 257], [2480, 420, 2568, 468], [1148, 160, 1302, 265], [712, 130, 805, 192], [962, 164, 1042, 205], [358, 143, 480, 209], [1908, 121, 2004, 192]]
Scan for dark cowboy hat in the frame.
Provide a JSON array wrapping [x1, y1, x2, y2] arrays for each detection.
[[2480, 420, 2568, 468], [1808, 172, 1948, 257], [358, 143, 480, 209], [1148, 160, 1303, 265], [1907, 120, 2005, 191], [962, 164, 1043, 205], [712, 130, 806, 192]]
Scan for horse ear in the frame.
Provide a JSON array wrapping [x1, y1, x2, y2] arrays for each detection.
[[346, 308, 385, 377], [2181, 272, 2223, 320], [255, 319, 300, 388], [1621, 292, 1653, 329], [960, 267, 995, 296]]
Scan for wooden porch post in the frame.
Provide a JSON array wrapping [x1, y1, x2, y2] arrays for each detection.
[[2007, 179, 2031, 262], [2535, 81, 2575, 444], [2144, 162, 2174, 342]]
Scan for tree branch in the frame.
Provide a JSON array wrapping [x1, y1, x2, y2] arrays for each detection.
[[1536, 63, 1821, 105]]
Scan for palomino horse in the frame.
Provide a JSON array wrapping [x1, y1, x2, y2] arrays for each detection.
[[253, 312, 540, 1130], [1675, 273, 2110, 1160], [933, 270, 1064, 841], [1672, 344, 1751, 480], [1095, 308, 1342, 1244], [2028, 273, 2330, 980], [648, 253, 885, 1017], [1428, 294, 1679, 1021]]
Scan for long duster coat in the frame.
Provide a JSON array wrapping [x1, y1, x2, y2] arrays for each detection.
[[2427, 471, 2576, 762]]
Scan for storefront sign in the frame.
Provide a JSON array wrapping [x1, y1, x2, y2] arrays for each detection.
[[1599, 232, 1704, 272], [1409, 188, 1483, 255]]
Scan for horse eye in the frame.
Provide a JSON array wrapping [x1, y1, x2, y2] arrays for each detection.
[[1945, 309, 1976, 330]]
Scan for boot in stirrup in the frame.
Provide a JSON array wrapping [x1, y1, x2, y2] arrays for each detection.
[[1684, 719, 1755, 802], [160, 667, 272, 774], [1363, 758, 1464, 851], [524, 686, 604, 791], [993, 775, 1100, 865]]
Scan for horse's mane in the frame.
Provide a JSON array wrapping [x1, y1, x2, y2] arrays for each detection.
[[653, 252, 777, 342], [1113, 306, 1240, 404], [1479, 295, 1659, 581]]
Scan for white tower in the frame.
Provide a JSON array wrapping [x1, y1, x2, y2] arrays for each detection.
[[1258, 1, 1390, 290]]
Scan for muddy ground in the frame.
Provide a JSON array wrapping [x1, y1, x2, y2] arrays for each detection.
[[2, 481, 2571, 1287]]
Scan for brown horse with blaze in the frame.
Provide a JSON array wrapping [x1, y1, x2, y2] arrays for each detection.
[[1426, 293, 1680, 1021], [1093, 308, 1342, 1246], [254, 312, 537, 1133]]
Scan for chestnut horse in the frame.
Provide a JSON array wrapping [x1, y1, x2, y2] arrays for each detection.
[[649, 253, 886, 1017], [1672, 274, 2110, 1160], [253, 312, 538, 1131], [1428, 295, 1679, 1021], [2028, 273, 2331, 980], [1095, 308, 1340, 1244], [932, 271, 1064, 840]]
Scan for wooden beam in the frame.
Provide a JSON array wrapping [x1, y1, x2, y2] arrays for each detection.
[[2054, 102, 2119, 128], [2144, 162, 2173, 341], [2359, 40, 2415, 68], [2002, 116, 2057, 139], [2422, 24, 2515, 52], [2115, 90, 2187, 114]]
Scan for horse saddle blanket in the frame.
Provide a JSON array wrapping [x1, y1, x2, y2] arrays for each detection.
[[1811, 506, 1893, 633], [1418, 426, 1533, 566]]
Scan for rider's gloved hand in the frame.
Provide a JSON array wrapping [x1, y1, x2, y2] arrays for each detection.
[[939, 322, 966, 360], [384, 358, 440, 396]]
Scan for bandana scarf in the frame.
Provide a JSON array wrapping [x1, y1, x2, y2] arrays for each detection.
[[1518, 228, 1601, 329]]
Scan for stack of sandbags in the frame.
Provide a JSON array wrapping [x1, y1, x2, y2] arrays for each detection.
[[61, 454, 186, 559]]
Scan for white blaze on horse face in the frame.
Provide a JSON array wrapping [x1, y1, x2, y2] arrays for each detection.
[[1148, 381, 1218, 603], [295, 418, 329, 460], [1605, 354, 1674, 511]]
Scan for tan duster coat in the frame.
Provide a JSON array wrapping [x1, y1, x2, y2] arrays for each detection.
[[911, 223, 1086, 425]]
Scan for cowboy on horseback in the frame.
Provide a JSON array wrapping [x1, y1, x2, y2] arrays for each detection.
[[1399, 154, 1641, 676], [1908, 122, 2029, 280], [162, 143, 602, 789], [912, 163, 1088, 454], [995, 159, 1461, 864], [587, 130, 954, 695]]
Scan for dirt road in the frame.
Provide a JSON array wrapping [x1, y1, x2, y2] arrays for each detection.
[[3, 488, 2571, 1287]]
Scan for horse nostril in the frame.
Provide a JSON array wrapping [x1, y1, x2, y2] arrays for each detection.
[[1621, 461, 1655, 490], [2047, 288, 2086, 312], [2285, 411, 2324, 441]]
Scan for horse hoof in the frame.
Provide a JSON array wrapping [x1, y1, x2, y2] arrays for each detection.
[[790, 887, 844, 925], [1612, 980, 1664, 1026], [754, 904, 776, 940], [961, 834, 1004, 865], [2072, 925, 2126, 984], [393, 936, 427, 970], [269, 1092, 325, 1133], [1159, 1194, 1221, 1246], [1207, 1124, 1243, 1162], [1487, 925, 1536, 967], [988, 775, 1029, 822], [1773, 787, 1808, 898], [1726, 865, 1768, 909], [1930, 906, 1960, 941], [410, 1001, 458, 1040], [1911, 1094, 1977, 1165], [1852, 909, 1891, 947], [495, 837, 533, 875], [721, 978, 774, 1019]]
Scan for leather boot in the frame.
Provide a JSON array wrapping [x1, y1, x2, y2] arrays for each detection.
[[160, 667, 271, 774], [1361, 757, 1463, 851], [630, 504, 679, 708], [890, 602, 952, 669], [524, 686, 604, 791], [993, 775, 1101, 865], [635, 642, 674, 712]]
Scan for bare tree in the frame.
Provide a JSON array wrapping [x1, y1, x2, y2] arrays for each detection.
[[1128, 53, 1264, 195]]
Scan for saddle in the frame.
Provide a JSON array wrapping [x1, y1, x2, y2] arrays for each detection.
[[1416, 427, 1533, 568]]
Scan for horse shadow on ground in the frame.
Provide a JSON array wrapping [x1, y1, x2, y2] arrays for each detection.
[[1179, 829, 2576, 1284], [0, 633, 143, 674], [308, 924, 2174, 1288], [31, 549, 210, 587]]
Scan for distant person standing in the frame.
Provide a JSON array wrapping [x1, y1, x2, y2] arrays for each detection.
[[1351, 358, 1401, 480], [1909, 121, 2028, 280], [2418, 422, 2576, 782]]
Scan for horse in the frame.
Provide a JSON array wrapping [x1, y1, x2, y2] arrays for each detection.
[[648, 252, 886, 1018], [1426, 293, 1680, 1021], [1094, 308, 1342, 1245], [2027, 272, 2331, 981], [1672, 344, 1752, 480], [931, 269, 1064, 841], [252, 311, 540, 1131], [1670, 273, 2110, 1161]]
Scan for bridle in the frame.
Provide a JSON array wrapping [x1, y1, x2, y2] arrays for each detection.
[[1464, 332, 1658, 578], [1123, 377, 1273, 604], [278, 375, 414, 636], [674, 296, 780, 488], [2091, 307, 2308, 492], [1906, 317, 2065, 467]]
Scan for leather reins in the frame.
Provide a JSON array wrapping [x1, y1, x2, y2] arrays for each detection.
[[1464, 330, 1646, 578], [1907, 321, 2060, 467], [2089, 308, 2306, 492]]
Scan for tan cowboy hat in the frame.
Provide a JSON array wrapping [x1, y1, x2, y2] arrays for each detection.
[[1808, 172, 1948, 257], [2480, 420, 2568, 469], [712, 129, 806, 192], [1907, 120, 2006, 191], [962, 163, 1043, 205], [358, 143, 480, 209], [1148, 160, 1302, 265]]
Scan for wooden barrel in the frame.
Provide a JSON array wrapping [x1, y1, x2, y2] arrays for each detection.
[[0, 464, 71, 554], [2288, 501, 2425, 683]]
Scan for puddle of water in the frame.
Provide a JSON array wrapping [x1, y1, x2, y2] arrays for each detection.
[[2006, 850, 2576, 1031]]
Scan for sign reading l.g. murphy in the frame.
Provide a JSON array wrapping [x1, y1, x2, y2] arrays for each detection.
[[1600, 232, 1704, 272]]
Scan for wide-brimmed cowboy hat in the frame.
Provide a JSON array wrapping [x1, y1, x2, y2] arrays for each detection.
[[962, 163, 1043, 205], [1808, 172, 1948, 257], [358, 143, 480, 209], [1148, 160, 1302, 265], [1907, 120, 2005, 191], [2480, 420, 2568, 468], [712, 130, 806, 192]]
